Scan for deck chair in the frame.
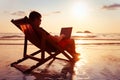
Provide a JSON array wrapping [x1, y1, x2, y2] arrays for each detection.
[[11, 16, 75, 73]]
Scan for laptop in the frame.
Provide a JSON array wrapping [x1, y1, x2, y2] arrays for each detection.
[[60, 27, 72, 39]]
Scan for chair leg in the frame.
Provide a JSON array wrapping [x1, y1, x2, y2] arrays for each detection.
[[11, 48, 74, 73], [23, 52, 60, 73], [24, 58, 56, 73], [11, 57, 28, 66], [23, 36, 27, 57], [45, 58, 56, 69]]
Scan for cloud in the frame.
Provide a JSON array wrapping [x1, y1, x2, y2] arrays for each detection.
[[52, 11, 61, 14], [102, 3, 120, 10], [11, 11, 26, 16], [43, 11, 61, 16], [3, 11, 10, 14]]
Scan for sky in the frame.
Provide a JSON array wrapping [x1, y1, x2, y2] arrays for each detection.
[[0, 0, 120, 33]]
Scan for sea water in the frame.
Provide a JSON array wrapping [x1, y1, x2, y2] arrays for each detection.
[[0, 33, 120, 80]]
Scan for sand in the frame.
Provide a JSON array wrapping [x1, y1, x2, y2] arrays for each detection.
[[0, 45, 76, 80]]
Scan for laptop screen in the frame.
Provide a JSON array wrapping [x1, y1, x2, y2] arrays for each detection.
[[60, 27, 72, 39]]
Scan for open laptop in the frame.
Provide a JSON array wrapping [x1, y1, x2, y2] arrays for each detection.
[[60, 27, 72, 39]]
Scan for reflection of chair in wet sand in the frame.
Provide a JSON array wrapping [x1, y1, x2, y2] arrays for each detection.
[[11, 16, 75, 73]]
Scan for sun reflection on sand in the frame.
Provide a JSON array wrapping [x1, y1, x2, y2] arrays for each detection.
[[73, 40, 90, 79], [73, 56, 89, 80], [74, 56, 87, 73]]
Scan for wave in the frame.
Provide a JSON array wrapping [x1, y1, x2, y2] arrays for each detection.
[[74, 38, 120, 41], [76, 42, 120, 45], [0, 33, 120, 45], [0, 42, 120, 46], [0, 33, 24, 40], [1, 35, 120, 41], [1, 35, 23, 38], [0, 43, 32, 45], [72, 33, 120, 40], [0, 35, 24, 40], [0, 33, 120, 40]]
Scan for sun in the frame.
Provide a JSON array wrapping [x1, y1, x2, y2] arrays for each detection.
[[72, 2, 89, 18]]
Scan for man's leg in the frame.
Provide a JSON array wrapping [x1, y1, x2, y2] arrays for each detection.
[[64, 39, 80, 61]]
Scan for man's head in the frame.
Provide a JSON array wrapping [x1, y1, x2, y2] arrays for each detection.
[[29, 11, 42, 27]]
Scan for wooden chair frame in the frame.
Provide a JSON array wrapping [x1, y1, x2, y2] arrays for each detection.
[[10, 16, 75, 73]]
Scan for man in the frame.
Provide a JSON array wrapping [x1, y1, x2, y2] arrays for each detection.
[[29, 11, 80, 61]]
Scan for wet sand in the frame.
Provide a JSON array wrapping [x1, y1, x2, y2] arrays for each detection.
[[0, 45, 76, 80]]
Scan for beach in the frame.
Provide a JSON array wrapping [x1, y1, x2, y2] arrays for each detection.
[[0, 33, 120, 80]]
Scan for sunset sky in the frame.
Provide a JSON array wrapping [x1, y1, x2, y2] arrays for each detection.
[[0, 0, 120, 33]]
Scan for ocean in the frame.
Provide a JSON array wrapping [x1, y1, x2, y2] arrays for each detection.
[[0, 33, 120, 80]]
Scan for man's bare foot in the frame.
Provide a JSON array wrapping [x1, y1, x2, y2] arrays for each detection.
[[73, 53, 80, 61]]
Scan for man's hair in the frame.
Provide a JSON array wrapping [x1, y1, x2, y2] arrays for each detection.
[[29, 11, 42, 21]]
